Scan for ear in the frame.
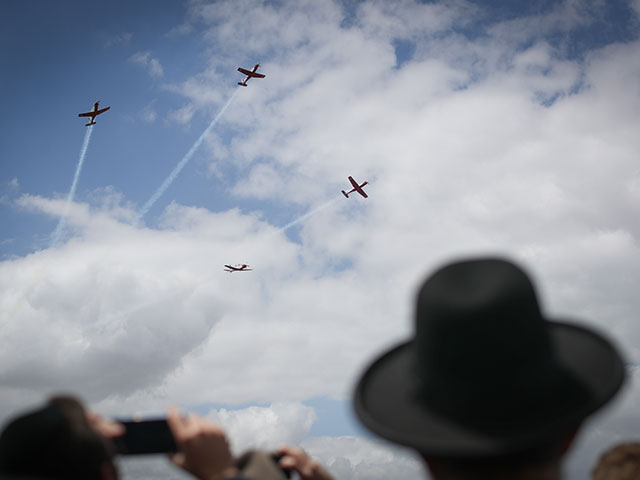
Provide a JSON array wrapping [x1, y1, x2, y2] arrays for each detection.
[[100, 461, 119, 480]]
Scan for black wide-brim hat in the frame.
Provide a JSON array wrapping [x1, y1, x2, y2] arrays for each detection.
[[354, 257, 625, 457]]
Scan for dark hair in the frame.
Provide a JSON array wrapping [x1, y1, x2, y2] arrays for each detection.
[[0, 395, 114, 480]]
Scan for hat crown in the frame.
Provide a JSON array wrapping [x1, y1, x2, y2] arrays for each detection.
[[414, 258, 567, 432]]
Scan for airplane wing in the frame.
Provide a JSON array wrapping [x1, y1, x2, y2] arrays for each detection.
[[347, 176, 368, 198], [78, 112, 93, 117], [237, 68, 265, 78], [95, 107, 110, 115]]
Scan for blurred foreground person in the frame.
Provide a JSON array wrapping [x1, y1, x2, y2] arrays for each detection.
[[592, 442, 640, 480], [0, 395, 121, 479], [0, 396, 333, 480], [354, 257, 626, 480]]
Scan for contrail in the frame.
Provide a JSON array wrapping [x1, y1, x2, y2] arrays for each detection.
[[4, 127, 93, 324], [277, 197, 341, 234], [51, 125, 94, 247], [134, 89, 240, 225]]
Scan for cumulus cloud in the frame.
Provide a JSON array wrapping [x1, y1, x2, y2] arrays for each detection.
[[0, 201, 222, 407], [2, 2, 640, 479], [0, 195, 296, 416], [210, 402, 317, 453]]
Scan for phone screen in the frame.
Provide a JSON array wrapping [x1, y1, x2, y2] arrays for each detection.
[[113, 418, 177, 455]]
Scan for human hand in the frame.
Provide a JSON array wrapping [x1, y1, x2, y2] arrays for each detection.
[[277, 446, 335, 480], [167, 407, 237, 480], [86, 411, 125, 439]]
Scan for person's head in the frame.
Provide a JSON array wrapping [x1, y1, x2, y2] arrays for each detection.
[[592, 442, 640, 480], [0, 395, 117, 480], [354, 257, 625, 479]]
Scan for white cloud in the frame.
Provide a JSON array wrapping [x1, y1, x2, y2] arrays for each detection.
[[355, 0, 474, 40], [487, 0, 604, 48], [2, 2, 640, 479], [104, 32, 133, 48], [0, 196, 296, 413], [301, 436, 426, 480], [167, 103, 195, 125], [210, 402, 317, 454], [129, 51, 165, 78], [142, 106, 158, 123]]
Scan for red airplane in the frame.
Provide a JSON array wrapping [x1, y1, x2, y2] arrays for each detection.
[[342, 176, 369, 198], [78, 101, 110, 126], [237, 64, 265, 86], [224, 263, 253, 273]]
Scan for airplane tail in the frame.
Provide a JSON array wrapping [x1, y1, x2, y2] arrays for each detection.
[[341, 190, 349, 198], [238, 82, 247, 87], [85, 121, 96, 127]]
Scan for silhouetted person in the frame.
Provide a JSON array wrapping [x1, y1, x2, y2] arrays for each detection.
[[0, 395, 119, 479], [354, 257, 626, 480], [592, 442, 640, 480]]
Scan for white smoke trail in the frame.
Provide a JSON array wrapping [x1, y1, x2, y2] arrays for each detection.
[[5, 128, 94, 324], [277, 197, 341, 234], [50, 125, 94, 247], [134, 89, 240, 225]]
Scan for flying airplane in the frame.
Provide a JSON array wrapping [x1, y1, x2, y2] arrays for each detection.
[[237, 64, 265, 86], [342, 176, 369, 198], [224, 263, 253, 273], [78, 101, 110, 126]]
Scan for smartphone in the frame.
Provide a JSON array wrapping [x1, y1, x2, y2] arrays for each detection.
[[113, 418, 177, 455]]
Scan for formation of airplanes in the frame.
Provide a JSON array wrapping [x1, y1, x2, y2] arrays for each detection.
[[231, 66, 368, 272], [78, 65, 368, 275], [77, 101, 110, 126]]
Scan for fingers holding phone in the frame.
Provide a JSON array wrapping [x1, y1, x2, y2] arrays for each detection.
[[166, 407, 237, 480], [277, 445, 335, 480]]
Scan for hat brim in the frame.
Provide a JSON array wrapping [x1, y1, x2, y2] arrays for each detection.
[[353, 320, 625, 457]]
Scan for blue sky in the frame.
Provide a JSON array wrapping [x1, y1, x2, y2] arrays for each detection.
[[2, 0, 220, 254], [2, 0, 638, 255], [1, 1, 640, 478]]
